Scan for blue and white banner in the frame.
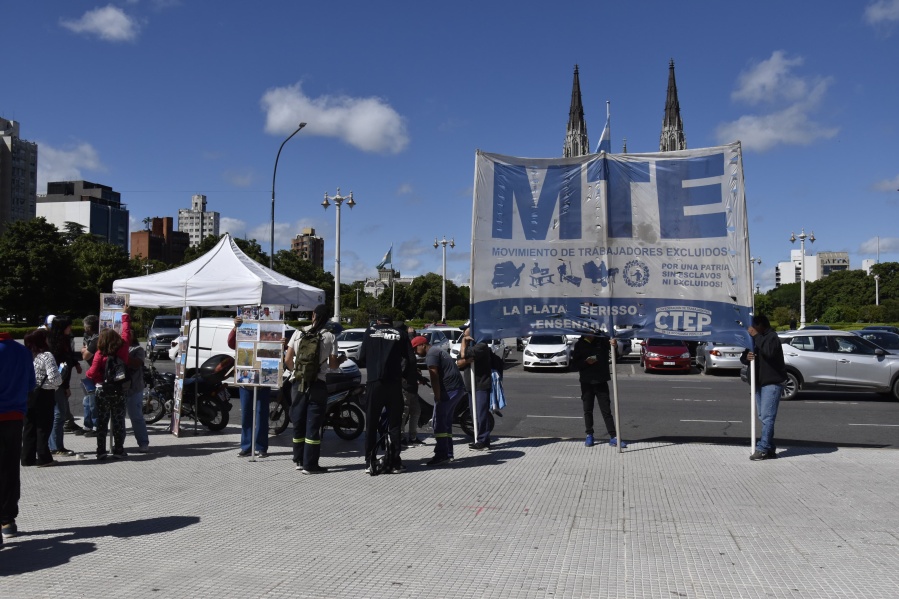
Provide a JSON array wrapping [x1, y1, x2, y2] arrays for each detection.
[[470, 142, 752, 346]]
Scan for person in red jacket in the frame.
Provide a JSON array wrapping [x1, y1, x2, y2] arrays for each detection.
[[86, 307, 132, 459]]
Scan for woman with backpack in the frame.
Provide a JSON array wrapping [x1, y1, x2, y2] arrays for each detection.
[[86, 307, 133, 459], [22, 329, 63, 467]]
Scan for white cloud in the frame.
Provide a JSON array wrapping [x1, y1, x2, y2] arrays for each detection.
[[859, 236, 899, 254], [223, 169, 254, 188], [872, 175, 899, 191], [261, 83, 409, 154], [37, 141, 106, 193], [60, 5, 141, 42], [865, 0, 899, 25], [219, 217, 247, 239], [397, 183, 413, 195], [717, 52, 837, 151]]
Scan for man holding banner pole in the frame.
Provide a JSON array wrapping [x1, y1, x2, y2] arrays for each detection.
[[741, 314, 786, 461], [570, 333, 626, 449]]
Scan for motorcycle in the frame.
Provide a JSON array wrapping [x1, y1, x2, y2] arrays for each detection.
[[148, 353, 234, 432], [269, 361, 366, 439], [141, 358, 169, 425], [415, 380, 494, 438]]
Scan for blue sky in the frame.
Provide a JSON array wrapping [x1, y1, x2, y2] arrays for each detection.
[[5, 1, 899, 291]]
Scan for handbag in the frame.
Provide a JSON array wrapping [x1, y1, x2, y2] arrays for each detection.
[[27, 372, 47, 409]]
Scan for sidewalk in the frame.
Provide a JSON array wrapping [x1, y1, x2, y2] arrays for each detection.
[[1, 423, 897, 599]]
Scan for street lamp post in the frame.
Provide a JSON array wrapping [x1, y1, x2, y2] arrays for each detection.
[[434, 236, 455, 322], [790, 229, 815, 328], [322, 188, 356, 323], [750, 257, 762, 311], [270, 122, 307, 269], [875, 274, 880, 306]]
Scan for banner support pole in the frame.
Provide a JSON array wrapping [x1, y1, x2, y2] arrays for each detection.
[[750, 359, 757, 453], [610, 337, 622, 454]]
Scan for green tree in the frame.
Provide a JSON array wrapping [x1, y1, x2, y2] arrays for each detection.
[[180, 234, 222, 264], [0, 218, 74, 324], [61, 221, 87, 244], [69, 235, 139, 315]]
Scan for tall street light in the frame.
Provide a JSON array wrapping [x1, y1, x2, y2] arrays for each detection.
[[434, 236, 455, 322], [750, 256, 762, 311], [270, 122, 307, 269], [875, 274, 880, 306], [322, 188, 356, 323], [790, 228, 815, 328]]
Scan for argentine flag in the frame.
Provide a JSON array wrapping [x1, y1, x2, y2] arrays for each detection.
[[595, 100, 611, 153], [376, 245, 392, 269]]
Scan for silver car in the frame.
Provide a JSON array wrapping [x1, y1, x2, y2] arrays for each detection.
[[779, 330, 899, 400], [696, 341, 746, 375], [336, 328, 366, 361]]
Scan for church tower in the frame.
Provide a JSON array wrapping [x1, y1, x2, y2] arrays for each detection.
[[563, 65, 590, 157], [659, 59, 687, 152]]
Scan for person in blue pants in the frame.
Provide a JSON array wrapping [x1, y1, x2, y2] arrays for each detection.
[[413, 336, 468, 466], [741, 314, 786, 461], [227, 317, 270, 458]]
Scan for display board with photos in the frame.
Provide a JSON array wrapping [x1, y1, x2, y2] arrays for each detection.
[[99, 293, 129, 335], [171, 306, 191, 437], [234, 305, 285, 388]]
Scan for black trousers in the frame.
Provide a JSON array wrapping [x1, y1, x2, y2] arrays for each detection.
[[1, 420, 23, 526], [291, 379, 327, 469], [581, 380, 616, 437], [96, 389, 126, 455], [21, 388, 55, 466], [364, 379, 403, 468]]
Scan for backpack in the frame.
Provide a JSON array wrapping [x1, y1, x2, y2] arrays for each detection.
[[293, 329, 323, 389], [102, 353, 130, 395]]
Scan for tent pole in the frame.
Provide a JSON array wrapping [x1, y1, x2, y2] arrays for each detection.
[[250, 387, 258, 462], [610, 337, 622, 453], [194, 308, 201, 435], [750, 359, 757, 453]]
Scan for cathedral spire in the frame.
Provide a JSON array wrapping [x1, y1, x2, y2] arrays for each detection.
[[659, 59, 687, 152], [563, 65, 590, 157]]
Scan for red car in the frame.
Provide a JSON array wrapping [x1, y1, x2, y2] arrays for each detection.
[[640, 338, 692, 373]]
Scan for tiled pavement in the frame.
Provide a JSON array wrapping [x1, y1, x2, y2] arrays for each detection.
[[1, 421, 898, 599]]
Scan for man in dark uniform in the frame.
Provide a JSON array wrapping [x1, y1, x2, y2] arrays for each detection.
[[458, 328, 494, 451], [358, 315, 415, 474], [570, 333, 626, 448]]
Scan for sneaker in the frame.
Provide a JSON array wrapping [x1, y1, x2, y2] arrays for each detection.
[[63, 421, 80, 432], [255, 451, 268, 458], [51, 449, 76, 457], [390, 464, 407, 474], [1, 521, 17, 538], [237, 450, 252, 457], [111, 450, 128, 459], [766, 450, 778, 459], [364, 465, 377, 476], [585, 434, 594, 447], [295, 463, 303, 471], [73, 427, 86, 436], [609, 437, 627, 448], [97, 453, 108, 461], [408, 438, 426, 446], [426, 455, 451, 467], [468, 442, 490, 451], [136, 445, 150, 453], [749, 450, 771, 461], [302, 465, 329, 475], [36, 460, 55, 467], [83, 429, 97, 438]]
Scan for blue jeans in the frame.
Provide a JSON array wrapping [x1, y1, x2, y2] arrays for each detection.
[[755, 384, 783, 453], [82, 379, 97, 431], [240, 386, 270, 454], [433, 387, 465, 459], [48, 388, 68, 451], [474, 389, 493, 444], [126, 388, 150, 449]]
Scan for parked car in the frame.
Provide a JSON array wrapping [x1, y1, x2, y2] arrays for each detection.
[[522, 334, 570, 371], [335, 328, 367, 360], [639, 338, 692, 373], [862, 325, 899, 335], [146, 315, 183, 359], [696, 341, 746, 375], [776, 330, 899, 400], [800, 324, 832, 330], [449, 337, 511, 362], [416, 328, 452, 367]]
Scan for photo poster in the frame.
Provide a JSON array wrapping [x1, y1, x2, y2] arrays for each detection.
[[99, 293, 129, 334], [171, 306, 191, 437], [234, 304, 285, 388]]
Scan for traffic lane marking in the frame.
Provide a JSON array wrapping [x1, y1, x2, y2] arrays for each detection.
[[847, 423, 899, 427], [680, 419, 743, 423]]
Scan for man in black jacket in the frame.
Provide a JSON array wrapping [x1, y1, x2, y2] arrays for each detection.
[[740, 314, 787, 460], [358, 315, 415, 474], [570, 333, 625, 448]]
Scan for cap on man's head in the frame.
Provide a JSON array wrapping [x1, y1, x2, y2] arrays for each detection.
[[411, 335, 428, 348], [377, 314, 393, 323]]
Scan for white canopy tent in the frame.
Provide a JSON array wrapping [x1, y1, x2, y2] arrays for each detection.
[[113, 233, 324, 310]]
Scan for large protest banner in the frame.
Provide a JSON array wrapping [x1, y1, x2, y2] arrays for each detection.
[[470, 142, 752, 345]]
